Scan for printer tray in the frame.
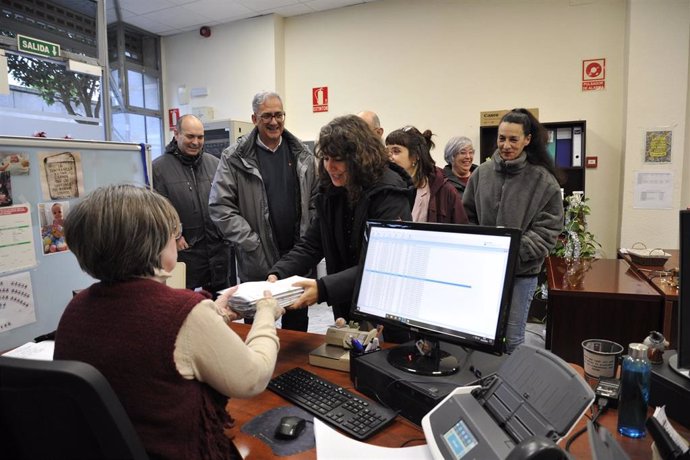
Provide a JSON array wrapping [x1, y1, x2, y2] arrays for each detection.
[[474, 344, 595, 443]]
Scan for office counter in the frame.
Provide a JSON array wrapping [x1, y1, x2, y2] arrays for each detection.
[[225, 322, 689, 459], [546, 257, 663, 366], [620, 249, 679, 347], [225, 323, 424, 459]]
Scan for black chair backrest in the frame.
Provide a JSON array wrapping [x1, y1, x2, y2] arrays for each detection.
[[0, 356, 149, 460]]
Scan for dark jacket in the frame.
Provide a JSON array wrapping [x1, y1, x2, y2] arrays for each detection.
[[209, 128, 317, 282], [55, 279, 239, 460], [153, 140, 229, 289], [442, 163, 478, 198], [427, 166, 468, 224], [270, 162, 414, 320]]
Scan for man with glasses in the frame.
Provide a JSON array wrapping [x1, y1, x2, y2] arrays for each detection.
[[153, 114, 231, 296], [209, 91, 317, 331]]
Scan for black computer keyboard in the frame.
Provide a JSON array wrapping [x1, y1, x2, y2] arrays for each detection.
[[268, 367, 398, 440]]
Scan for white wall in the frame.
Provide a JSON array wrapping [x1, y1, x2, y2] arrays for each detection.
[[161, 14, 282, 143], [161, 0, 690, 257], [619, 0, 690, 249], [283, 0, 627, 257]]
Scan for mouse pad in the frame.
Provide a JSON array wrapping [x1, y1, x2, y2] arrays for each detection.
[[241, 405, 315, 456]]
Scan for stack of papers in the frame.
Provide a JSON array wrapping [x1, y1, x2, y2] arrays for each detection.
[[220, 275, 308, 318]]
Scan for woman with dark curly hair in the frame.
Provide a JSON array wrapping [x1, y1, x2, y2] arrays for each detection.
[[268, 115, 414, 321], [386, 126, 467, 224]]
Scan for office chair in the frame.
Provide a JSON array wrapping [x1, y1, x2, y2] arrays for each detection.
[[0, 356, 150, 460]]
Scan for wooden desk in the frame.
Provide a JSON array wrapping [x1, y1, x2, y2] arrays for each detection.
[[545, 257, 663, 366], [620, 249, 679, 347], [225, 323, 424, 459], [225, 322, 690, 459]]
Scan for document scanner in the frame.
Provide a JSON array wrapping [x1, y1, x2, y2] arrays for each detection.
[[422, 344, 595, 460]]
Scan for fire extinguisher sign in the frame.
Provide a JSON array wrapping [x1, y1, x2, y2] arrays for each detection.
[[582, 58, 606, 91], [168, 108, 180, 130], [312, 87, 328, 113]]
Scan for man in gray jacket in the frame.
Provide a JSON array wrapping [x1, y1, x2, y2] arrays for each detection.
[[209, 91, 317, 331]]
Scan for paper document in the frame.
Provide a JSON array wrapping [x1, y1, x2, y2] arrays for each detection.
[[2, 340, 54, 360], [314, 418, 432, 460], [219, 276, 309, 316], [652, 406, 689, 452]]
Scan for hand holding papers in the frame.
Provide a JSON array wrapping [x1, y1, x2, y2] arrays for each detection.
[[220, 275, 309, 319]]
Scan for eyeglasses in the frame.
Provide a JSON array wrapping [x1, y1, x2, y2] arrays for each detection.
[[258, 112, 285, 122], [174, 223, 183, 240], [458, 148, 475, 155]]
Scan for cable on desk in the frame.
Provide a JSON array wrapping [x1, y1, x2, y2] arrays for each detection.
[[565, 397, 609, 452]]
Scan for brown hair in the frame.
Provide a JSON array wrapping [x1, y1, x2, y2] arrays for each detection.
[[315, 115, 390, 204], [64, 184, 180, 282], [386, 126, 436, 188]]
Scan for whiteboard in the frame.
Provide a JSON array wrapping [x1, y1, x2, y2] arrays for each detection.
[[0, 136, 150, 352]]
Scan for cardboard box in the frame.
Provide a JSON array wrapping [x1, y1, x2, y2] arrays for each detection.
[[309, 344, 350, 372]]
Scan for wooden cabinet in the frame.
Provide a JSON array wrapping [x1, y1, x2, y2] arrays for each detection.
[[479, 120, 586, 198], [545, 256, 663, 366]]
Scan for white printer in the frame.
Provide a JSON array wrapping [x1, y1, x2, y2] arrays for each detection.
[[422, 345, 595, 460]]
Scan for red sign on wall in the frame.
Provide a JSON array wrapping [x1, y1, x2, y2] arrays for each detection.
[[168, 108, 180, 130], [312, 87, 328, 113], [582, 58, 606, 91]]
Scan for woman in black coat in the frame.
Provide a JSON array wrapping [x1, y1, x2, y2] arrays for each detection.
[[269, 115, 414, 321]]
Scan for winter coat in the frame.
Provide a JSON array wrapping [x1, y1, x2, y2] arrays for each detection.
[[209, 128, 317, 282], [463, 150, 564, 276]]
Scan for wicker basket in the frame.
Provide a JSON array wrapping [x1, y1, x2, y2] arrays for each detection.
[[627, 243, 671, 266]]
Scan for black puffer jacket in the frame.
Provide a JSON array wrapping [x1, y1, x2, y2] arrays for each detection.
[[153, 140, 228, 288], [270, 162, 415, 320]]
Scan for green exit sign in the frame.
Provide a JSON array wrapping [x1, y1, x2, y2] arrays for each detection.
[[17, 34, 60, 58]]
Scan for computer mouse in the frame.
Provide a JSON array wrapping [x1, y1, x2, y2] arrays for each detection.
[[275, 415, 306, 440]]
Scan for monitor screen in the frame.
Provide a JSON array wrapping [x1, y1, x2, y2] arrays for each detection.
[[672, 210, 690, 377], [351, 220, 521, 376]]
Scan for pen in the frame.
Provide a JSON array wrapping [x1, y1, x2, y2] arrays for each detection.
[[365, 337, 379, 353], [351, 338, 364, 353]]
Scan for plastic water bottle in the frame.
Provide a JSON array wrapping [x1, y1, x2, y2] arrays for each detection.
[[617, 343, 651, 438]]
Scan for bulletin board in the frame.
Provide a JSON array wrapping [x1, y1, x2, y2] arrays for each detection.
[[0, 135, 150, 352]]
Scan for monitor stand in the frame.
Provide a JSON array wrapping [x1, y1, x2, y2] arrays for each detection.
[[387, 338, 467, 376]]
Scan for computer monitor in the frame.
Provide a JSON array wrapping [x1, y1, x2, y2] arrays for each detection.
[[351, 220, 521, 376], [671, 210, 690, 379]]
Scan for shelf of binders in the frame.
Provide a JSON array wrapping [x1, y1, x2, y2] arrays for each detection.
[[479, 120, 586, 199]]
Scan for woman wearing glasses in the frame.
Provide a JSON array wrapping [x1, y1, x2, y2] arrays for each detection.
[[55, 184, 284, 460], [386, 126, 468, 224], [442, 136, 477, 199], [463, 108, 564, 353], [267, 115, 414, 323]]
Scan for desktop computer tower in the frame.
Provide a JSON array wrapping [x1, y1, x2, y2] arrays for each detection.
[[350, 343, 506, 426], [650, 351, 690, 428], [203, 119, 254, 158]]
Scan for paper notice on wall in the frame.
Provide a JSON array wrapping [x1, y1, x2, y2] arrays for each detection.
[[633, 171, 673, 209], [0, 271, 36, 333], [37, 151, 84, 201], [0, 204, 37, 274]]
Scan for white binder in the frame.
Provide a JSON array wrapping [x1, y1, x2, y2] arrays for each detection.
[[572, 126, 583, 167]]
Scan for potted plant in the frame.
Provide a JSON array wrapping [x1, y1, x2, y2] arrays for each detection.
[[552, 192, 601, 261], [530, 193, 601, 318]]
